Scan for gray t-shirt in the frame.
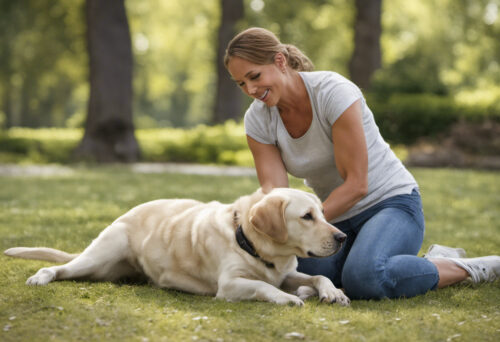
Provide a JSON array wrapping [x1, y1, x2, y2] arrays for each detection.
[[244, 71, 418, 223]]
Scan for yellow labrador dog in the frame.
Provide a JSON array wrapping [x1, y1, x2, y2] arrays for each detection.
[[5, 188, 350, 306]]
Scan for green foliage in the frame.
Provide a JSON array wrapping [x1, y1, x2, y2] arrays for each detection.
[[0, 128, 82, 164], [370, 51, 450, 96], [243, 0, 354, 74], [369, 93, 500, 144], [0, 0, 87, 127], [127, 0, 219, 127], [1, 0, 498, 129], [379, 0, 500, 96], [0, 167, 499, 341], [0, 122, 254, 166], [2, 94, 500, 164], [137, 120, 251, 165], [370, 94, 458, 144]]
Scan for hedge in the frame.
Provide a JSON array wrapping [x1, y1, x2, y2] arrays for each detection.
[[0, 95, 498, 165], [137, 121, 252, 166], [0, 121, 254, 166], [369, 93, 500, 144]]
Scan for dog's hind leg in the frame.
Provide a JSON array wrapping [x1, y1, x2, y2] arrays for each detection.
[[26, 223, 135, 285]]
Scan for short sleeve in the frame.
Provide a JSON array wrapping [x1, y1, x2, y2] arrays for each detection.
[[244, 101, 277, 145], [321, 79, 363, 126]]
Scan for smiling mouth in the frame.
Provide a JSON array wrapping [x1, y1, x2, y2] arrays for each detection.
[[257, 89, 269, 101]]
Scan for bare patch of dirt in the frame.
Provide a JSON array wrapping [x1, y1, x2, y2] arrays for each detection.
[[406, 120, 500, 169]]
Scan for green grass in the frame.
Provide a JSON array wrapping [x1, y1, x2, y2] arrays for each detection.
[[0, 166, 499, 341]]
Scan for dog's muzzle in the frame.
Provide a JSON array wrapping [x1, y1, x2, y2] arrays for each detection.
[[334, 232, 346, 243], [307, 232, 347, 258]]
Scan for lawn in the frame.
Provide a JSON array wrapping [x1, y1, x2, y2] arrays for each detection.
[[0, 166, 499, 342]]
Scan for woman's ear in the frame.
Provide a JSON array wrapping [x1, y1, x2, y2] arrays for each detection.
[[274, 52, 286, 71]]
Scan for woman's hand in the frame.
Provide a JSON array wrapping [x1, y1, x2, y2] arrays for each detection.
[[247, 135, 289, 193], [323, 99, 368, 222]]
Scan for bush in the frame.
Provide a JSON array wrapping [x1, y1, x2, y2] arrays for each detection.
[[137, 120, 253, 166], [1, 98, 498, 165], [0, 128, 82, 164], [368, 93, 500, 144], [0, 121, 254, 166]]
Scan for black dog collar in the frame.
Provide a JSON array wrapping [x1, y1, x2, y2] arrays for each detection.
[[235, 225, 275, 269]]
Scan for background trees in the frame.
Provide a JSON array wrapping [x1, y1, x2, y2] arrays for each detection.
[[74, 0, 139, 162], [0, 0, 498, 131], [212, 0, 244, 124], [349, 0, 382, 90], [0, 0, 87, 128]]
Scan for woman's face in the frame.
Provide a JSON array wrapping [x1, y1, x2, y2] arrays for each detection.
[[227, 56, 284, 107]]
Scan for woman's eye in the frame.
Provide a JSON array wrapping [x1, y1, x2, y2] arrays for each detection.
[[301, 213, 313, 221], [238, 82, 245, 87], [250, 73, 260, 80]]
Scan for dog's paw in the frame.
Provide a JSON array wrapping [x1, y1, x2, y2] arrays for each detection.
[[274, 293, 304, 306], [26, 268, 56, 286], [296, 285, 317, 300], [318, 285, 350, 306]]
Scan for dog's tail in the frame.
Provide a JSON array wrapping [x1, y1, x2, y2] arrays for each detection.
[[4, 247, 79, 263]]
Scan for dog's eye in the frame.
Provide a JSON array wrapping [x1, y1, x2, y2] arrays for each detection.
[[301, 213, 313, 221]]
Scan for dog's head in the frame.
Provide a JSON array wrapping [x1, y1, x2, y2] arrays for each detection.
[[248, 188, 346, 258]]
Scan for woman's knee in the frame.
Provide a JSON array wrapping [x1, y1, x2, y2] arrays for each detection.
[[341, 258, 389, 300], [342, 255, 439, 300]]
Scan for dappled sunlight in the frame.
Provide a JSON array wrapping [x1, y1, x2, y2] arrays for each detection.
[[1, 1, 498, 130], [0, 2, 499, 340]]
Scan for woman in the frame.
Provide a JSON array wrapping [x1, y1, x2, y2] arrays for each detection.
[[224, 27, 499, 300]]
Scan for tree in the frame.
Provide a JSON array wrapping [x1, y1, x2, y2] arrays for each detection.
[[212, 0, 244, 124], [74, 0, 139, 162], [0, 0, 87, 128], [348, 0, 382, 90]]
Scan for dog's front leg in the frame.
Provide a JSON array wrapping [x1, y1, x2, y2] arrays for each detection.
[[217, 276, 304, 306], [281, 271, 350, 306]]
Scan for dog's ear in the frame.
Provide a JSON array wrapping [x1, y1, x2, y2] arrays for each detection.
[[249, 196, 288, 243]]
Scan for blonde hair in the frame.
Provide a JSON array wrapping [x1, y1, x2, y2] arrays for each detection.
[[224, 27, 314, 72]]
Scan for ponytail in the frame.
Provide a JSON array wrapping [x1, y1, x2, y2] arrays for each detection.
[[283, 44, 314, 72]]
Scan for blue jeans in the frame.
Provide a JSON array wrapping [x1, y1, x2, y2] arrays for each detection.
[[297, 189, 439, 300]]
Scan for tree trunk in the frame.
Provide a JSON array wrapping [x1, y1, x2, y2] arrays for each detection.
[[75, 0, 139, 162], [2, 81, 12, 128], [349, 0, 382, 90], [212, 0, 244, 124]]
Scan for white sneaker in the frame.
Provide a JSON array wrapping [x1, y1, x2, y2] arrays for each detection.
[[448, 256, 500, 283], [424, 244, 466, 259]]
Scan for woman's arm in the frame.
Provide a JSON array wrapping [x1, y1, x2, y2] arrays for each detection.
[[323, 99, 368, 222], [246, 135, 288, 193]]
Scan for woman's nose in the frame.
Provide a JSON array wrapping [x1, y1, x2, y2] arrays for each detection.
[[247, 82, 257, 96]]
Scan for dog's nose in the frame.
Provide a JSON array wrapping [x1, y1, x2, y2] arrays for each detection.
[[334, 232, 346, 243]]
